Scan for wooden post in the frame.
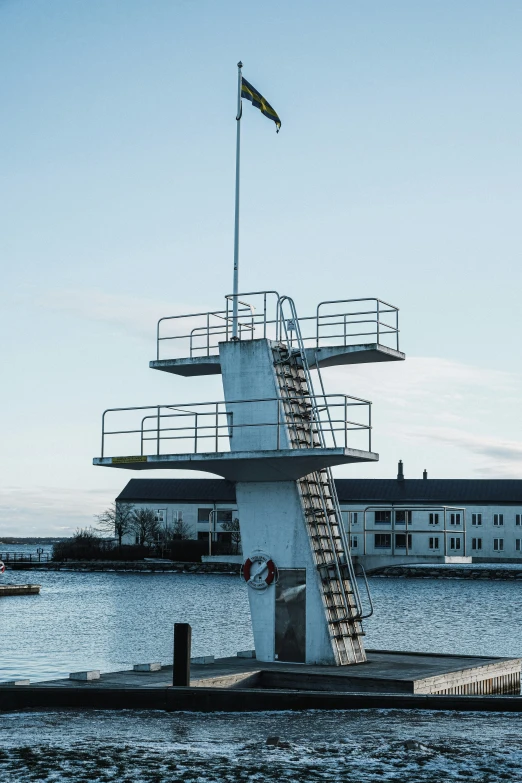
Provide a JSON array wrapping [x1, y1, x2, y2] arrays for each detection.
[[173, 623, 191, 686]]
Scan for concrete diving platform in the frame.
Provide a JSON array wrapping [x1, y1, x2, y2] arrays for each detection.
[[150, 343, 405, 378], [94, 447, 378, 481]]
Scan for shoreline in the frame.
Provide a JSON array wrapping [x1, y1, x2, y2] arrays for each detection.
[[5, 560, 241, 574]]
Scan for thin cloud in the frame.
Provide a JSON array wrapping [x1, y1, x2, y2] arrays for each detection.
[[40, 288, 208, 341]]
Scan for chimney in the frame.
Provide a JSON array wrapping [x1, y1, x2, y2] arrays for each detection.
[[397, 460, 404, 482], [423, 469, 428, 480]]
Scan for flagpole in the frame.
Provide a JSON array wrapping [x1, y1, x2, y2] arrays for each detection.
[[232, 61, 242, 340]]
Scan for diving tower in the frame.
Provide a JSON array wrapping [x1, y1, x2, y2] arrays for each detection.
[[94, 292, 404, 666]]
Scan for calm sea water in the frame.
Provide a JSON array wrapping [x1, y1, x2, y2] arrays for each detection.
[[2, 570, 522, 782], [1, 569, 521, 682]]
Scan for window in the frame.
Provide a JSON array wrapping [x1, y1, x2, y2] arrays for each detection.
[[217, 509, 233, 523], [374, 534, 391, 549], [493, 538, 504, 552], [198, 508, 212, 523], [516, 539, 521, 552], [450, 513, 461, 526], [350, 535, 358, 549], [375, 511, 391, 524], [429, 513, 439, 525], [395, 510, 412, 525], [450, 537, 462, 551], [516, 514, 521, 526], [472, 513, 482, 526], [395, 534, 412, 549], [352, 512, 358, 524], [493, 514, 504, 526], [155, 509, 166, 524], [429, 537, 439, 550], [471, 538, 482, 551]]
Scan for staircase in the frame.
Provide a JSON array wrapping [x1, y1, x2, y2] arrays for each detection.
[[272, 300, 367, 665]]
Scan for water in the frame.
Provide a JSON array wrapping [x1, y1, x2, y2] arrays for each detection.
[[1, 570, 521, 682], [2, 571, 522, 781], [1, 708, 522, 782]]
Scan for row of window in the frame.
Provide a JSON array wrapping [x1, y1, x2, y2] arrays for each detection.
[[368, 535, 521, 552], [374, 511, 462, 525], [471, 538, 511, 551], [348, 511, 522, 526]]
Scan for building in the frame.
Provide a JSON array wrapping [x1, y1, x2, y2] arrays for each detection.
[[116, 465, 522, 564]]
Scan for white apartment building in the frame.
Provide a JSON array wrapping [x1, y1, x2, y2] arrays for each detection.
[[116, 470, 522, 562]]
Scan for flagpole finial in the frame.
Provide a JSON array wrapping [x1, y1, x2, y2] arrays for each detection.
[[237, 61, 243, 69]]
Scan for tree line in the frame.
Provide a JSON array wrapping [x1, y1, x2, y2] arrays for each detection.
[[95, 502, 192, 547]]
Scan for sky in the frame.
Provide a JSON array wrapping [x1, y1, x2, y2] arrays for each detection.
[[1, 0, 521, 536]]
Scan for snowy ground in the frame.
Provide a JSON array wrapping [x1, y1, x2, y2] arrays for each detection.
[[1, 708, 521, 782]]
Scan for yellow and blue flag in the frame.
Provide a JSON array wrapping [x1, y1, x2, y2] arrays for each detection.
[[241, 78, 281, 133]]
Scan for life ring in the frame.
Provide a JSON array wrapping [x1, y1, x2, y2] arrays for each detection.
[[242, 553, 277, 590], [0, 561, 5, 574]]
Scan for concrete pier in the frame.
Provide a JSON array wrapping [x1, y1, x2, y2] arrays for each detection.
[[1, 650, 520, 713], [0, 584, 40, 597]]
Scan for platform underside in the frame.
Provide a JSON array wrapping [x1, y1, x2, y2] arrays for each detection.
[[93, 447, 378, 481], [150, 343, 405, 377]]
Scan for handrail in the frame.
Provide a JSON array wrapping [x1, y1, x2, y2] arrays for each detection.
[[277, 296, 368, 625], [100, 393, 371, 459], [155, 292, 400, 361], [316, 298, 399, 352]]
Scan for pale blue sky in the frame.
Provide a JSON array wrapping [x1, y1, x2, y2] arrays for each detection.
[[1, 1, 521, 534]]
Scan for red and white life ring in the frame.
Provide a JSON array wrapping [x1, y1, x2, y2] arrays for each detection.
[[0, 561, 5, 574], [242, 553, 277, 590]]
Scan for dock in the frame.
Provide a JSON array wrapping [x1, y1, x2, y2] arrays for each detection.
[[0, 584, 40, 597], [1, 650, 521, 713]]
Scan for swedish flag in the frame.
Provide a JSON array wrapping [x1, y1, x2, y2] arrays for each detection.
[[241, 78, 281, 133]]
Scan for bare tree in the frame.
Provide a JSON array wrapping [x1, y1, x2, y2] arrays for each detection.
[[131, 507, 159, 546], [172, 514, 191, 541], [221, 517, 241, 554], [96, 502, 134, 547]]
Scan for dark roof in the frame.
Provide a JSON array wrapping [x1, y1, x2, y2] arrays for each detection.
[[116, 478, 236, 504], [335, 479, 522, 505], [117, 478, 522, 506]]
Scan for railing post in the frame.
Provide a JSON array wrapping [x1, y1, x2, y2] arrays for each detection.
[[206, 313, 210, 357], [215, 403, 219, 451], [376, 300, 380, 345], [277, 399, 281, 449], [226, 298, 230, 342], [101, 412, 105, 459], [345, 397, 348, 448], [194, 413, 198, 453], [157, 406, 160, 456], [368, 403, 372, 452]]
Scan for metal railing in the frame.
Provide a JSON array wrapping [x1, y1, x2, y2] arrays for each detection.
[[0, 552, 51, 563], [277, 295, 373, 623], [99, 394, 372, 459], [156, 292, 280, 360], [155, 292, 400, 360]]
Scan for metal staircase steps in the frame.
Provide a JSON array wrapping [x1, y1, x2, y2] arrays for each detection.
[[271, 324, 367, 666]]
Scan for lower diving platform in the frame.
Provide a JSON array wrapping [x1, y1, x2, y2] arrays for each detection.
[[94, 447, 378, 481]]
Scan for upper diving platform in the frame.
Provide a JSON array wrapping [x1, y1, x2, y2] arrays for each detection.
[[150, 292, 405, 377], [93, 394, 377, 482]]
